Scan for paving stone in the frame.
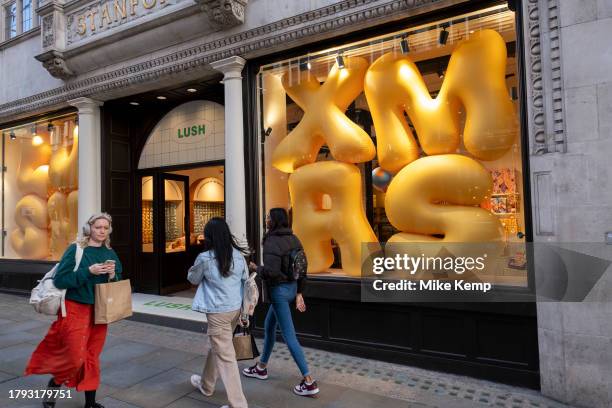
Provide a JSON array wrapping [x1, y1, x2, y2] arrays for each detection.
[[100, 341, 160, 368], [112, 368, 195, 408], [101, 361, 170, 389], [130, 348, 200, 370], [165, 396, 219, 408], [0, 332, 39, 348], [0, 321, 49, 335], [0, 370, 17, 383], [97, 397, 142, 408], [0, 343, 36, 376]]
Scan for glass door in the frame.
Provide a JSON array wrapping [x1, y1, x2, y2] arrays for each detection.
[[160, 173, 190, 294]]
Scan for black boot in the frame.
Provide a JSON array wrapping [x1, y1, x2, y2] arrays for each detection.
[[42, 378, 61, 407], [83, 390, 105, 408]]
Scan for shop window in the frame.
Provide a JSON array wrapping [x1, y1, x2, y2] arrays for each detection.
[[1, 114, 79, 260], [5, 2, 16, 39], [257, 4, 527, 286]]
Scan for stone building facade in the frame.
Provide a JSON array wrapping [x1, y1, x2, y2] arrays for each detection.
[[0, 1, 611, 406]]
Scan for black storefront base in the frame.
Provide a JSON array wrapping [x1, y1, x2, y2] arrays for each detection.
[[0, 260, 54, 295], [253, 277, 540, 390]]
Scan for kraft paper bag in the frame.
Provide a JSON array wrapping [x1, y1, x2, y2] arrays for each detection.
[[233, 325, 260, 361], [94, 279, 133, 324]]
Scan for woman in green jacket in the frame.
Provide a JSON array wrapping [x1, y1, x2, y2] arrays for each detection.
[[25, 213, 122, 408]]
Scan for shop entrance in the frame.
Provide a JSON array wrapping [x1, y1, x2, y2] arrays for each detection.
[[137, 164, 225, 295]]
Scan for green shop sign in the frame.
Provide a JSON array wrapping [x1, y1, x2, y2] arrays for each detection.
[[177, 124, 206, 138], [143, 300, 192, 310]]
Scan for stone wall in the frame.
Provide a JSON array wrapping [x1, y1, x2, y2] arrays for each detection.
[[533, 1, 612, 407]]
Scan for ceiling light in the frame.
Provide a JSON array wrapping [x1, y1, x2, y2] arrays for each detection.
[[157, 96, 167, 100], [299, 59, 311, 71], [9, 131, 16, 140], [400, 36, 410, 54], [335, 53, 345, 69], [32, 135, 43, 146], [439, 25, 449, 45], [47, 122, 53, 132], [437, 69, 445, 79], [187, 88, 197, 93], [130, 101, 140, 106]]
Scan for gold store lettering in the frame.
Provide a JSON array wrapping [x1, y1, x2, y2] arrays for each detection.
[[74, 0, 162, 37]]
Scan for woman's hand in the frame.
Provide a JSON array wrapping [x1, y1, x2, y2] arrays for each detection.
[[296, 293, 306, 312], [89, 263, 111, 276], [248, 261, 258, 272]]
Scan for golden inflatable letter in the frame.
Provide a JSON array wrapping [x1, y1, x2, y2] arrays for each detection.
[[289, 161, 380, 276], [49, 132, 78, 190], [67, 190, 79, 241], [16, 139, 51, 197], [365, 29, 517, 173], [385, 154, 503, 243], [272, 57, 376, 173], [48, 191, 79, 258], [10, 195, 49, 259]]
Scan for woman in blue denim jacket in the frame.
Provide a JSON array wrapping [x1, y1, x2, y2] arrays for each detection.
[[242, 208, 320, 397], [187, 217, 250, 408]]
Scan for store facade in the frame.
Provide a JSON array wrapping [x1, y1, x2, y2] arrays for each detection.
[[1, 0, 611, 405]]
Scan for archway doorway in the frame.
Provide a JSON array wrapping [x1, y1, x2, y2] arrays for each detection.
[[135, 99, 226, 295]]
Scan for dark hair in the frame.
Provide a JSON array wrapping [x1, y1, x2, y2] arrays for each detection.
[[203, 217, 249, 278], [268, 208, 289, 232]]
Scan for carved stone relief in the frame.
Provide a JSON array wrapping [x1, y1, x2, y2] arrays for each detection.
[[42, 14, 55, 48], [198, 0, 248, 27], [526, 0, 566, 155], [34, 51, 75, 80]]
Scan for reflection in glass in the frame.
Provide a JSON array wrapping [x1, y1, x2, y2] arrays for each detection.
[[141, 176, 154, 253], [164, 180, 185, 253]]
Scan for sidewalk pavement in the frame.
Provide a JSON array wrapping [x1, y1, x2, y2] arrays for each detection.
[[0, 293, 571, 408]]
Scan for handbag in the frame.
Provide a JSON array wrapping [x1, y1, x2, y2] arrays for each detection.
[[94, 278, 133, 324], [233, 324, 260, 361]]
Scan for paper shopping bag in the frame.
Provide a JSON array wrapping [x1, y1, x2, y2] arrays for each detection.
[[94, 279, 133, 324], [233, 324, 260, 361]]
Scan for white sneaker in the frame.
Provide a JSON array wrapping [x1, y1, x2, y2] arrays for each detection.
[[190, 374, 213, 397]]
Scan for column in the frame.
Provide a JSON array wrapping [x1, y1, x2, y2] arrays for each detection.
[[16, 0, 23, 35], [68, 97, 103, 235], [210, 56, 247, 244]]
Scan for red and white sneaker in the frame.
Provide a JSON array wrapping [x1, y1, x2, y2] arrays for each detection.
[[242, 364, 268, 380], [293, 379, 320, 397]]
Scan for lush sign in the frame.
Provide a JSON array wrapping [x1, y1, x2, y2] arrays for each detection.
[[178, 124, 206, 139]]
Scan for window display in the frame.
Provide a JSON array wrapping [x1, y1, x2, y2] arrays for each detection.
[[258, 4, 527, 285], [1, 113, 79, 260]]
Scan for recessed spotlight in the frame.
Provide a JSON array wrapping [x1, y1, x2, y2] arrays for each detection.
[[400, 36, 410, 54], [130, 101, 140, 106], [335, 53, 345, 69], [187, 88, 197, 93], [157, 96, 167, 100], [439, 25, 450, 45]]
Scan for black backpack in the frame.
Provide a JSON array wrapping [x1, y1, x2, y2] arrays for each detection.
[[281, 247, 308, 281]]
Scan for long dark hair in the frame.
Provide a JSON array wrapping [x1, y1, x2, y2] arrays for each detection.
[[268, 208, 289, 232], [203, 217, 249, 278]]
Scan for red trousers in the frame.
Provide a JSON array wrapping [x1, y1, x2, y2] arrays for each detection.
[[25, 299, 107, 391]]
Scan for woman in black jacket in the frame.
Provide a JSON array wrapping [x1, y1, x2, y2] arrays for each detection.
[[242, 208, 319, 396]]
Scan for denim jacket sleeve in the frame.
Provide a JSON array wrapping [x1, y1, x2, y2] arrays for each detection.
[[187, 254, 208, 285]]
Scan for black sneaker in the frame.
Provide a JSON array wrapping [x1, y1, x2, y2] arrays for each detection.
[[242, 364, 268, 380], [293, 379, 320, 396]]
